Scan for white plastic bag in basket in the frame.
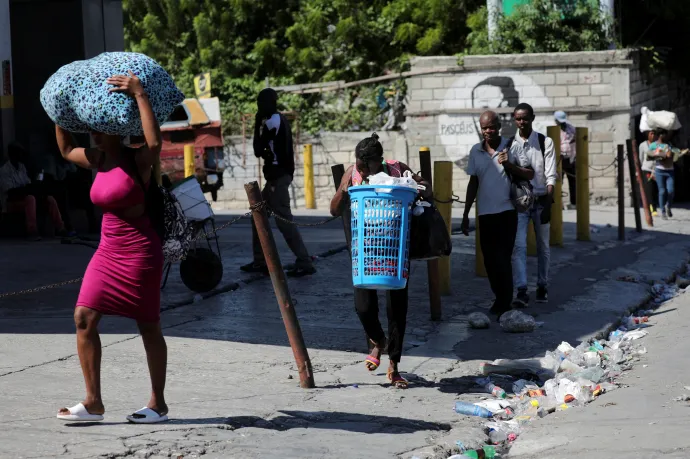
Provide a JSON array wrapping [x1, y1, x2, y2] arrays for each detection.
[[368, 170, 425, 193]]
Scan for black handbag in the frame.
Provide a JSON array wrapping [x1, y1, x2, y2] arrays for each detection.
[[409, 201, 452, 260]]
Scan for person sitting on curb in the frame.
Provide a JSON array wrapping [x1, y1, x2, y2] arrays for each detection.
[[240, 88, 315, 278], [329, 132, 430, 389], [461, 111, 534, 320], [0, 141, 67, 240], [511, 103, 557, 307]]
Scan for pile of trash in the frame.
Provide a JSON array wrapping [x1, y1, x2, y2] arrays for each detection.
[[446, 274, 689, 458], [451, 318, 652, 457]]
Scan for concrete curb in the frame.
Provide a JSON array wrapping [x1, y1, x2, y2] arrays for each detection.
[[594, 253, 690, 342]]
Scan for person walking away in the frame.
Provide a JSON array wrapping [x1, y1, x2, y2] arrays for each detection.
[[461, 111, 535, 319], [648, 129, 678, 220], [510, 104, 557, 307], [555, 111, 576, 207], [240, 88, 315, 277], [0, 141, 67, 240], [639, 130, 659, 217], [330, 133, 430, 389], [55, 71, 169, 423]]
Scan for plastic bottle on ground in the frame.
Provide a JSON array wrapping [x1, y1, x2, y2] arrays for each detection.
[[463, 445, 496, 459], [476, 377, 507, 399], [454, 401, 494, 418]]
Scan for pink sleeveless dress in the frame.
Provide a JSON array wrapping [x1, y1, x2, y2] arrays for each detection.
[[351, 160, 402, 185], [76, 166, 163, 322]]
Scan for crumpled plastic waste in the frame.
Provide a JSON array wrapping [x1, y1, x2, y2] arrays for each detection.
[[474, 399, 512, 412], [557, 341, 575, 354], [512, 379, 539, 395], [622, 314, 650, 329], [485, 420, 520, 444], [481, 358, 555, 380], [468, 312, 491, 329], [411, 199, 431, 216], [367, 170, 425, 193], [583, 351, 601, 367], [500, 310, 537, 333], [622, 330, 648, 341]]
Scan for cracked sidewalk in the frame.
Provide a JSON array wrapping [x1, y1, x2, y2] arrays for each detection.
[[1, 207, 690, 458]]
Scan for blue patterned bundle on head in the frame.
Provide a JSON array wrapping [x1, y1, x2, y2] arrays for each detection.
[[40, 52, 185, 136]]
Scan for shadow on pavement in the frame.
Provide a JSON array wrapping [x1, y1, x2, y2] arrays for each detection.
[[1, 215, 689, 377]]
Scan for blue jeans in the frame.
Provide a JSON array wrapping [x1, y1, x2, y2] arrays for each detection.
[[512, 203, 550, 290], [655, 168, 675, 212]]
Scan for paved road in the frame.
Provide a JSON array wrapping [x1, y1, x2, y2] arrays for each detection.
[[0, 206, 689, 458]]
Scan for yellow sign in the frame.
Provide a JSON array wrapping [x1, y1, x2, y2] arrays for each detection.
[[194, 72, 211, 99]]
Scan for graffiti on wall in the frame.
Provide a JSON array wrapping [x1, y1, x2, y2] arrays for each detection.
[[438, 72, 552, 168]]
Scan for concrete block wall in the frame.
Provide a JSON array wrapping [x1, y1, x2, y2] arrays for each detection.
[[212, 132, 407, 210], [405, 51, 636, 205]]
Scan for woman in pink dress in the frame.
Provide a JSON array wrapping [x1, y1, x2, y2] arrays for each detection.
[[55, 71, 168, 423]]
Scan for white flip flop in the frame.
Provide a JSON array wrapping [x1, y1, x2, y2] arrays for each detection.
[[56, 403, 104, 422], [126, 407, 169, 424]]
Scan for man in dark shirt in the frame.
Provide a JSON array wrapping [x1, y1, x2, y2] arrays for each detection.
[[240, 88, 315, 277]]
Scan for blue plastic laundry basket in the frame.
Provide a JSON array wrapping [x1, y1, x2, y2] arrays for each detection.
[[349, 185, 417, 290]]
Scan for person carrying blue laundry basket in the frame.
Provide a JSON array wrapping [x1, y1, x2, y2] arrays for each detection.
[[330, 133, 431, 389]]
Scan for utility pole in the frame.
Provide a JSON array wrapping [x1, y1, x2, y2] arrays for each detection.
[[487, 0, 502, 40]]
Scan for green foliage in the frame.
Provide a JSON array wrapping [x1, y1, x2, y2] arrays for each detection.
[[620, 0, 690, 89], [466, 0, 612, 55], [123, 0, 482, 134]]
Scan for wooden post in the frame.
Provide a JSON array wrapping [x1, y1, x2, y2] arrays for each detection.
[[628, 139, 653, 227], [617, 144, 625, 241], [304, 144, 315, 209], [434, 161, 453, 295], [475, 205, 487, 277], [419, 147, 442, 321], [547, 126, 563, 247], [184, 144, 195, 178], [245, 181, 315, 388], [575, 127, 590, 241], [625, 140, 643, 232]]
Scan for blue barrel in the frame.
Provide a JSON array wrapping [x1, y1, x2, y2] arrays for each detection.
[[348, 185, 417, 289]]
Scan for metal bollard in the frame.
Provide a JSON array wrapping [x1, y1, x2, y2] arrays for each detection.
[[617, 144, 626, 241], [184, 144, 195, 178], [434, 161, 453, 295], [245, 181, 316, 388], [575, 127, 590, 241], [304, 144, 315, 209], [419, 147, 442, 321], [547, 126, 563, 246]]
